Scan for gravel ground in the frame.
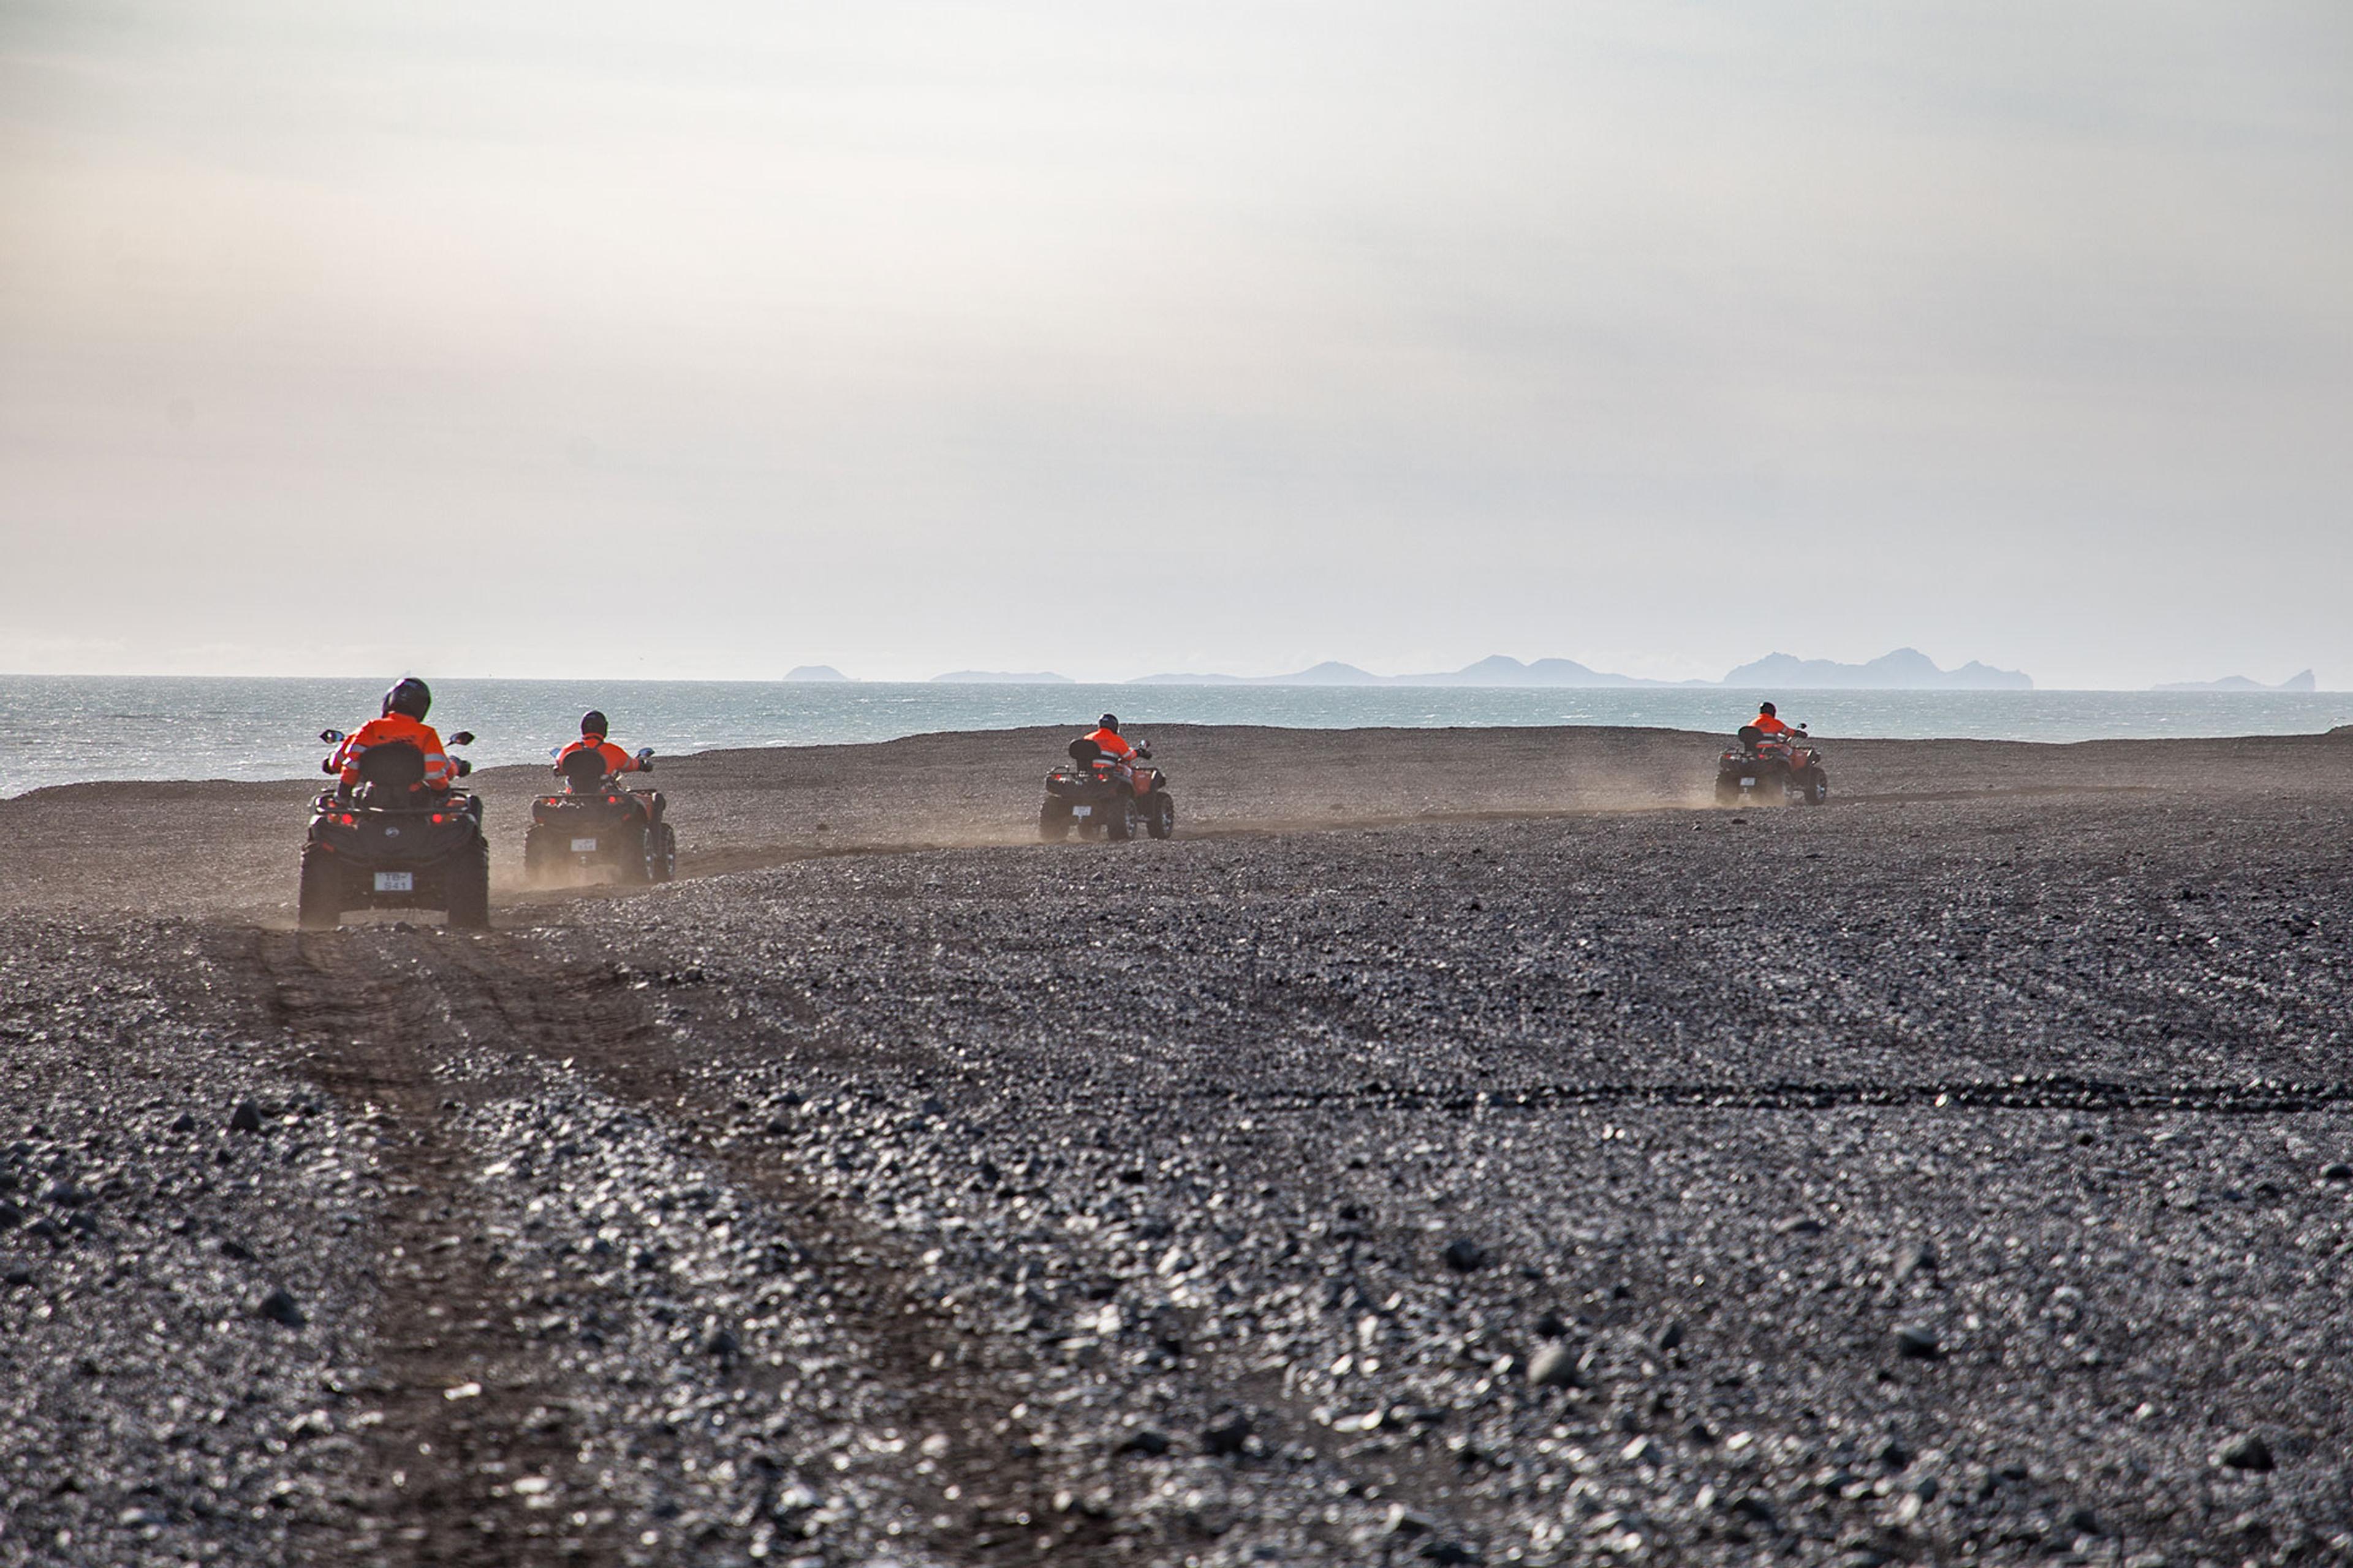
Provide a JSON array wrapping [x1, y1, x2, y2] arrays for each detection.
[[3, 725, 2351, 1567]]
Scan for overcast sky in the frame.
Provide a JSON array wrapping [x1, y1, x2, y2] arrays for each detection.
[[3, 1, 2347, 686]]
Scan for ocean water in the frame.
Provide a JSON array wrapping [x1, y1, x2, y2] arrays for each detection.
[[1, 674, 2347, 798]]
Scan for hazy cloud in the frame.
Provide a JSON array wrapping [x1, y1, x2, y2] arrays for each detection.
[[4, 1, 2348, 684]]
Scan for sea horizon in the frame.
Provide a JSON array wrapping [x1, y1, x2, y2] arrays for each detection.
[[5, 672, 2349, 800]]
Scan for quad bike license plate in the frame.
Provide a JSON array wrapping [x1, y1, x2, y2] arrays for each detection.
[[571, 837, 599, 852], [1069, 806, 1092, 818], [373, 871, 414, 892], [1740, 776, 1757, 786]]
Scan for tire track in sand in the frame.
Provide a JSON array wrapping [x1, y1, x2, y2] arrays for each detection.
[[245, 927, 624, 1568], [232, 922, 1118, 1566]]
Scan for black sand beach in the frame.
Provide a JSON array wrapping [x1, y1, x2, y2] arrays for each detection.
[[3, 725, 2349, 1566]]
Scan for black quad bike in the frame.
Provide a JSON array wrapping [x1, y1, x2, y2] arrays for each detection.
[[1041, 738, 1174, 842], [523, 746, 676, 884], [1715, 724, 1830, 806], [298, 729, 488, 930]]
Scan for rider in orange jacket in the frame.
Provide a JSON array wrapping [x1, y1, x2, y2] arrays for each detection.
[[1750, 701, 1792, 738], [329, 678, 455, 792], [1083, 713, 1137, 762], [556, 711, 650, 781]]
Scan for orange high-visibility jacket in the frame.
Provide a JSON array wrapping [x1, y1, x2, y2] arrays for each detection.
[[1751, 713, 1791, 737], [332, 714, 453, 789], [1084, 727, 1135, 761], [557, 737, 641, 776]]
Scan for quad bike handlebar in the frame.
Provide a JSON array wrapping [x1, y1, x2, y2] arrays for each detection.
[[547, 744, 657, 776], [316, 727, 474, 778]]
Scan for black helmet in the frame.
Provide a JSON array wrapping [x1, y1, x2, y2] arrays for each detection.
[[581, 710, 608, 737], [382, 677, 431, 720], [1759, 701, 1777, 717], [1098, 713, 1120, 732]]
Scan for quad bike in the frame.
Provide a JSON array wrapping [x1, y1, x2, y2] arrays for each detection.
[[523, 746, 676, 884], [1041, 737, 1174, 842], [298, 729, 488, 929], [1716, 724, 1830, 806]]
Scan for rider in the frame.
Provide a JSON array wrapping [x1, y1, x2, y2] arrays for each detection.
[[1750, 701, 1792, 739], [556, 710, 651, 784], [1083, 713, 1138, 764], [328, 678, 455, 793]]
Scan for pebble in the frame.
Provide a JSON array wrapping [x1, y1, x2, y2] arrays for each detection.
[[1526, 1344, 1583, 1390], [1383, 1504, 1436, 1537], [2321, 1162, 2352, 1182], [2216, 1433, 2274, 1472], [228, 1100, 264, 1135], [1893, 1325, 1942, 1360], [1115, 1428, 1170, 1456]]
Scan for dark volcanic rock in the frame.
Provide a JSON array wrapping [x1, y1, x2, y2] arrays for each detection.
[[256, 1287, 306, 1328], [1202, 1412, 1252, 1456], [1442, 1237, 1490, 1271]]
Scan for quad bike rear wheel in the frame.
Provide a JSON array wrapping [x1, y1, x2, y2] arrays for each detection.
[[647, 822, 678, 882], [1714, 779, 1741, 807], [1104, 795, 1138, 841], [523, 824, 556, 881], [1146, 793, 1175, 839], [297, 844, 341, 931], [445, 840, 491, 930], [1040, 798, 1072, 841], [611, 822, 650, 883]]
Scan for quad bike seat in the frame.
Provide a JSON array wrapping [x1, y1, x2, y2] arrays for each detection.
[[1736, 725, 1762, 744], [352, 740, 429, 803], [561, 748, 613, 792], [1067, 738, 1106, 766]]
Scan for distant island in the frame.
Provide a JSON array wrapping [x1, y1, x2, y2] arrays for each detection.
[[2153, 670, 2316, 693], [1129, 647, 2031, 691], [1719, 648, 2031, 691], [790, 648, 2045, 690]]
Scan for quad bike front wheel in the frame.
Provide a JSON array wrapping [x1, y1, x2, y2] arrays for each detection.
[[445, 841, 491, 930], [1146, 794, 1175, 839], [1804, 774, 1829, 806], [297, 844, 341, 931]]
